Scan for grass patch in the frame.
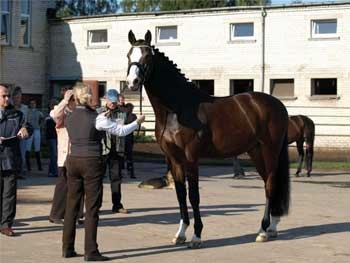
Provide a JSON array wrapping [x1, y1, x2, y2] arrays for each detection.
[[133, 151, 350, 170], [290, 161, 350, 170]]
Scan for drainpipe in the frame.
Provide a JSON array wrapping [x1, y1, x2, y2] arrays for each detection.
[[261, 6, 267, 93], [0, 44, 3, 83]]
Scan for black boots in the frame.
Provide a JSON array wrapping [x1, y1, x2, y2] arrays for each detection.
[[127, 161, 135, 178], [25, 151, 42, 171], [25, 151, 31, 171], [35, 151, 42, 171]]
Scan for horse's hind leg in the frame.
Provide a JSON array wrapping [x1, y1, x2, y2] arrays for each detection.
[[248, 147, 274, 242], [295, 140, 304, 176], [305, 140, 314, 177], [170, 162, 189, 245], [187, 164, 203, 248]]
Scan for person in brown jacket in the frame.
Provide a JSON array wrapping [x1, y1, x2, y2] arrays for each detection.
[[62, 83, 144, 261]]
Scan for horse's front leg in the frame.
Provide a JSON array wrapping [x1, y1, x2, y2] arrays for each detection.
[[172, 178, 189, 245], [187, 165, 203, 248]]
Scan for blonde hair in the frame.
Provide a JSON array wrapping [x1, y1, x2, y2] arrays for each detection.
[[73, 82, 92, 106]]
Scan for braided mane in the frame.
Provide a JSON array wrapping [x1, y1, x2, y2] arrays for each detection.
[[145, 46, 214, 130]]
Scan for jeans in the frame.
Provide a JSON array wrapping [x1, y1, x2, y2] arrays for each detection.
[[26, 128, 41, 152], [19, 140, 27, 174]]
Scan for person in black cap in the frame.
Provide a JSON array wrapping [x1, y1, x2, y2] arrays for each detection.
[[97, 89, 129, 214]]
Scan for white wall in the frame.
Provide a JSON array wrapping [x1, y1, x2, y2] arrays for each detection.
[[48, 3, 350, 148], [1, 0, 55, 97]]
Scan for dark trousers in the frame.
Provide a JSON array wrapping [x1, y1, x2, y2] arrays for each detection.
[[0, 170, 16, 229], [125, 141, 134, 175], [48, 139, 58, 176], [50, 167, 84, 220], [63, 156, 104, 256], [103, 154, 123, 210]]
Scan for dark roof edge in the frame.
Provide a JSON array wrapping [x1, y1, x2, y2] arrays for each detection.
[[49, 2, 350, 23]]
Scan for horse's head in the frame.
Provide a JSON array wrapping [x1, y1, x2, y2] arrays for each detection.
[[126, 30, 153, 91]]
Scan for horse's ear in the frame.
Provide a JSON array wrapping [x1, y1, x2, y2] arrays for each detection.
[[128, 30, 136, 45], [145, 30, 152, 45]]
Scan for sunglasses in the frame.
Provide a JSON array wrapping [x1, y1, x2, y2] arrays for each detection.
[[1, 95, 10, 98]]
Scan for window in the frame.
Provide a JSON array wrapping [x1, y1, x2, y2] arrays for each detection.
[[156, 26, 177, 42], [270, 79, 295, 98], [311, 78, 337, 96], [20, 0, 30, 46], [22, 94, 42, 108], [230, 79, 254, 95], [230, 23, 254, 40], [98, 81, 106, 98], [0, 0, 10, 45], [88, 29, 108, 46], [311, 19, 337, 38], [120, 80, 140, 103], [192, 80, 214, 96], [120, 80, 139, 97]]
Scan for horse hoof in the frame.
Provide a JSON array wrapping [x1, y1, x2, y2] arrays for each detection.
[[172, 236, 186, 245], [255, 233, 268, 242], [187, 240, 202, 249], [267, 230, 278, 238]]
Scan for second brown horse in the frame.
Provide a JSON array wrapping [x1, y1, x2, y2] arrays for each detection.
[[288, 115, 315, 177]]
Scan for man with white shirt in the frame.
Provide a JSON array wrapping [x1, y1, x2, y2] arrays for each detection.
[[96, 89, 144, 214]]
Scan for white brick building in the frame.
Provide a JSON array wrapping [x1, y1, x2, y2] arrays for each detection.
[[0, 0, 55, 106], [2, 1, 350, 148]]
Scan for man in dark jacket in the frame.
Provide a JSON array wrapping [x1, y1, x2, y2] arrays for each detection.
[[0, 85, 32, 236]]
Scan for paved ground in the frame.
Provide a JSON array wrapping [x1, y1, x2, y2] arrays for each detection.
[[1, 161, 349, 263]]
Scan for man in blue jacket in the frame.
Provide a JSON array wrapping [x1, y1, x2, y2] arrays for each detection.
[[0, 85, 32, 236]]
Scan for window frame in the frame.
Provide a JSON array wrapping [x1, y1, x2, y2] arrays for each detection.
[[230, 22, 255, 41], [229, 79, 254, 95], [156, 26, 178, 44], [270, 79, 296, 100], [311, 19, 338, 39], [0, 0, 11, 45], [310, 78, 338, 99], [20, 0, 31, 47], [87, 29, 109, 48], [192, 79, 215, 96]]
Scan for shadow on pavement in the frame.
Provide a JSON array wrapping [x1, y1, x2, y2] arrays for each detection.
[[103, 222, 350, 260], [13, 204, 262, 235]]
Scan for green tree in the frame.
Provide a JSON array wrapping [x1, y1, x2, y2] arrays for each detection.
[[55, 0, 119, 17], [236, 0, 271, 5], [119, 0, 271, 13]]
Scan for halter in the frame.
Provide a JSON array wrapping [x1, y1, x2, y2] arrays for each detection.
[[127, 44, 153, 134], [126, 45, 153, 80], [127, 62, 145, 77]]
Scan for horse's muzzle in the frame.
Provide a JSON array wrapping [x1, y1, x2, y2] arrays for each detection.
[[126, 79, 141, 91]]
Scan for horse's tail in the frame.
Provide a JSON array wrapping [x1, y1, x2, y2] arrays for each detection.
[[306, 119, 315, 149], [270, 133, 290, 216]]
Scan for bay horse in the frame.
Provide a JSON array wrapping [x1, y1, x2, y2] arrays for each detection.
[[126, 30, 290, 247], [288, 115, 315, 177]]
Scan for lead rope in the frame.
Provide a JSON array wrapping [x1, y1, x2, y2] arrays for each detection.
[[137, 85, 143, 136], [159, 110, 168, 155]]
